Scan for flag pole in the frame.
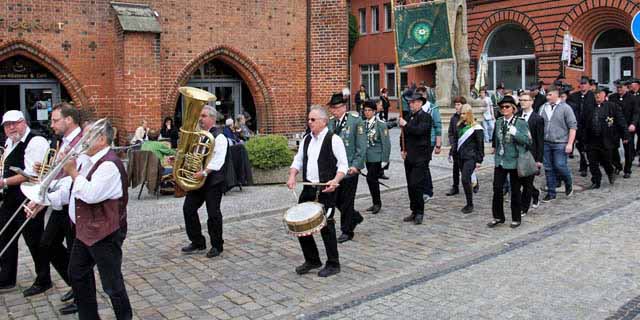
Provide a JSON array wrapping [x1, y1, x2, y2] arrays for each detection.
[[391, 0, 405, 153]]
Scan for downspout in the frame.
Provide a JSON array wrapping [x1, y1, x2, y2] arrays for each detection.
[[306, 0, 312, 112]]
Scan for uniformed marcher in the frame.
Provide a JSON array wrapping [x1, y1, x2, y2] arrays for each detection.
[[362, 100, 390, 214], [579, 87, 628, 189], [609, 80, 639, 178], [399, 92, 432, 225], [629, 79, 640, 163], [327, 93, 367, 243], [568, 76, 596, 177]]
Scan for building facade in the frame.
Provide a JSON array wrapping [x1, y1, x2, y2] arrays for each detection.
[[350, 0, 640, 107], [0, 0, 348, 142]]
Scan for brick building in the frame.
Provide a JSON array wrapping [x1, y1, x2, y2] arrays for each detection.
[[350, 0, 640, 107], [0, 1, 348, 142]]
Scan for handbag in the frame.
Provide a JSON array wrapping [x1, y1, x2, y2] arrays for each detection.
[[517, 150, 537, 177]]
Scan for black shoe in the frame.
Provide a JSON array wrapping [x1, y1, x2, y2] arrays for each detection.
[[608, 173, 615, 185], [565, 184, 573, 197], [379, 174, 390, 180], [414, 214, 424, 225], [354, 212, 364, 226], [510, 221, 521, 228], [181, 243, 205, 254], [446, 187, 459, 196], [615, 168, 621, 175], [317, 265, 340, 277], [23, 283, 52, 297], [295, 261, 322, 275], [337, 234, 353, 243], [403, 214, 416, 222], [206, 247, 222, 258], [623, 173, 631, 179], [473, 182, 480, 194], [542, 194, 556, 203], [532, 196, 540, 209], [370, 204, 381, 214], [521, 210, 528, 217], [580, 170, 588, 177], [60, 289, 74, 302], [487, 220, 505, 228], [461, 205, 473, 214], [59, 303, 78, 315], [0, 283, 16, 293], [365, 206, 375, 212], [587, 183, 600, 190]]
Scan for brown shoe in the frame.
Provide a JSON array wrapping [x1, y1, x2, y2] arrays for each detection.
[[403, 213, 416, 222]]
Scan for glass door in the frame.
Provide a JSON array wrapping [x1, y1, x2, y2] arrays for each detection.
[[213, 82, 241, 121], [20, 82, 60, 136]]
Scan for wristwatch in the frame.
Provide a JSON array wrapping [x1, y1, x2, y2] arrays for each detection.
[[201, 170, 208, 177], [2, 178, 7, 189]]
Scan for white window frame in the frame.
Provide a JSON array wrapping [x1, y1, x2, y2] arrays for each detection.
[[385, 63, 396, 98], [359, 8, 367, 34], [384, 3, 392, 32], [360, 64, 380, 98], [487, 55, 536, 90], [371, 6, 379, 34]]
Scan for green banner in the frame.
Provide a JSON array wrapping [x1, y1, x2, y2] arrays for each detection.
[[394, 1, 453, 68]]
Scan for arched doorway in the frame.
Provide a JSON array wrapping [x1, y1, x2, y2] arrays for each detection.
[[484, 24, 536, 91], [592, 29, 635, 91], [0, 55, 71, 136], [175, 59, 256, 132]]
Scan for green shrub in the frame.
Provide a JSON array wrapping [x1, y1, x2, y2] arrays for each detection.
[[245, 135, 293, 170]]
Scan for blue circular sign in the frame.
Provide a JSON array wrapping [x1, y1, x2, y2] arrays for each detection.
[[632, 12, 640, 43]]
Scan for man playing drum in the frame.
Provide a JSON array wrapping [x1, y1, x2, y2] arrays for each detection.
[[287, 105, 348, 277]]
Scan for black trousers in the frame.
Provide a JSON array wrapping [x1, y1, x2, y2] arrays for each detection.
[[404, 160, 426, 215], [492, 166, 522, 222], [183, 183, 225, 250], [38, 210, 73, 286], [297, 186, 339, 267], [423, 146, 434, 197], [612, 143, 623, 172], [623, 141, 635, 174], [382, 107, 389, 121], [69, 230, 131, 320], [365, 162, 382, 206], [576, 141, 589, 172], [460, 159, 476, 206], [519, 175, 539, 213], [451, 155, 461, 188], [0, 203, 47, 287], [337, 175, 362, 236], [587, 144, 614, 184]]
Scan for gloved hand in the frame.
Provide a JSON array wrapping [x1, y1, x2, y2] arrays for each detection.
[[508, 125, 517, 136]]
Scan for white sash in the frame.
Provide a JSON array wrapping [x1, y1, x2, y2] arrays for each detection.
[[457, 124, 483, 151]]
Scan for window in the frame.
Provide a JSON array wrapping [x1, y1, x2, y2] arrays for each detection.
[[360, 64, 380, 98], [620, 56, 634, 80], [597, 57, 610, 85], [359, 8, 366, 34], [594, 29, 634, 49], [371, 6, 379, 33], [400, 68, 408, 92], [385, 64, 396, 97], [484, 24, 536, 91], [384, 3, 392, 31]]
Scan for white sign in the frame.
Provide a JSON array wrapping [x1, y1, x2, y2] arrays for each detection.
[[561, 33, 572, 62], [624, 70, 632, 77]]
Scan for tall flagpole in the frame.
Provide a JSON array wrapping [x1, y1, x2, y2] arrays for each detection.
[[391, 0, 405, 152]]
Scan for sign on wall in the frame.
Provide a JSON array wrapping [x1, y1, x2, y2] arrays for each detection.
[[567, 40, 584, 71], [632, 12, 640, 43]]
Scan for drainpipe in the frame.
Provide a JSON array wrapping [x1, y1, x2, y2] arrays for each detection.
[[306, 0, 312, 113]]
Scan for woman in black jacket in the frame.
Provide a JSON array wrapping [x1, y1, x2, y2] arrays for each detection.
[[160, 117, 179, 148], [455, 104, 484, 213]]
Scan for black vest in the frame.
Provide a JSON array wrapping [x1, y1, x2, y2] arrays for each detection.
[[2, 132, 36, 208], [204, 128, 228, 187], [302, 132, 338, 183]]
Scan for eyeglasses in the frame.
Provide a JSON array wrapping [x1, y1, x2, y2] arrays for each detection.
[[519, 99, 532, 102], [499, 105, 512, 109]]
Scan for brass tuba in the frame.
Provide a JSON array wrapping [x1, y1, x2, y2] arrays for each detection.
[[173, 86, 217, 191]]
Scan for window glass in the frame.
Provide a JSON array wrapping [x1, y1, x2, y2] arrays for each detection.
[[486, 25, 534, 57], [594, 29, 634, 49]]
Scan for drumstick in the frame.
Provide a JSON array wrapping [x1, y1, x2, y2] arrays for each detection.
[[300, 182, 340, 187], [290, 189, 298, 201]]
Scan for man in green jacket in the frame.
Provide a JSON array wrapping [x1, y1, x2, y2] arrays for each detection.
[[362, 100, 390, 214], [327, 93, 367, 243]]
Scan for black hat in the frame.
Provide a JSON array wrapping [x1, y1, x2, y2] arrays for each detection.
[[327, 93, 346, 106], [579, 76, 590, 84], [561, 85, 573, 95], [498, 95, 518, 109], [614, 80, 624, 87], [406, 91, 426, 103], [631, 79, 640, 85], [553, 79, 564, 87], [589, 79, 598, 86], [363, 99, 377, 110], [496, 84, 505, 90], [595, 86, 611, 95]]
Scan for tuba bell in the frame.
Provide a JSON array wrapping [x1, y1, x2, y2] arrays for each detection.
[[173, 86, 217, 191]]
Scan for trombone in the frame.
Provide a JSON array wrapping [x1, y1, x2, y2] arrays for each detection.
[[0, 119, 108, 259]]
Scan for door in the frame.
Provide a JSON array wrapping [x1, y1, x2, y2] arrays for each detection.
[[186, 80, 242, 122], [592, 49, 634, 91], [20, 82, 60, 135]]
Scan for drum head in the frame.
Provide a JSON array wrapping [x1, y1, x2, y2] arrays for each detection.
[[285, 202, 323, 223]]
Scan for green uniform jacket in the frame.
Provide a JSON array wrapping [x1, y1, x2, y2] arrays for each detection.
[[364, 118, 391, 163], [328, 111, 367, 169], [492, 117, 531, 170]]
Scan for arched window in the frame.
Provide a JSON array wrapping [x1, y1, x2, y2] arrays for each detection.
[[594, 29, 634, 49], [592, 29, 635, 88], [484, 24, 536, 91]]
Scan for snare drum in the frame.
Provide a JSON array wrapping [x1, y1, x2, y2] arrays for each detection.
[[283, 202, 326, 237]]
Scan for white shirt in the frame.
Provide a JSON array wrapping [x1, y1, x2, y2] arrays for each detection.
[[291, 127, 348, 183], [521, 110, 532, 122], [60, 127, 81, 152], [542, 99, 562, 121], [68, 147, 123, 223], [421, 101, 432, 114], [206, 133, 229, 171], [3, 127, 50, 177]]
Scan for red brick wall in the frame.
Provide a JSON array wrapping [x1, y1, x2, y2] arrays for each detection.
[[0, 0, 348, 140], [467, 0, 640, 89]]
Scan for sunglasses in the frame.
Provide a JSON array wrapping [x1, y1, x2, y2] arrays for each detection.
[[499, 105, 513, 109]]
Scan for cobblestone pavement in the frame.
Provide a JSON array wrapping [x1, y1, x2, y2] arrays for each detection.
[[2, 141, 639, 319]]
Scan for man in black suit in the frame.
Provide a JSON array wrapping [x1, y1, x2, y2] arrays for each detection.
[[531, 86, 546, 113], [609, 80, 639, 178], [517, 92, 544, 215], [568, 76, 596, 177], [580, 88, 628, 189], [399, 92, 432, 225]]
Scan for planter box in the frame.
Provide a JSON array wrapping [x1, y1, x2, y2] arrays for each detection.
[[252, 167, 300, 185]]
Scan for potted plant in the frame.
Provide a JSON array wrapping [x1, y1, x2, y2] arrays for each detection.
[[246, 135, 294, 185]]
